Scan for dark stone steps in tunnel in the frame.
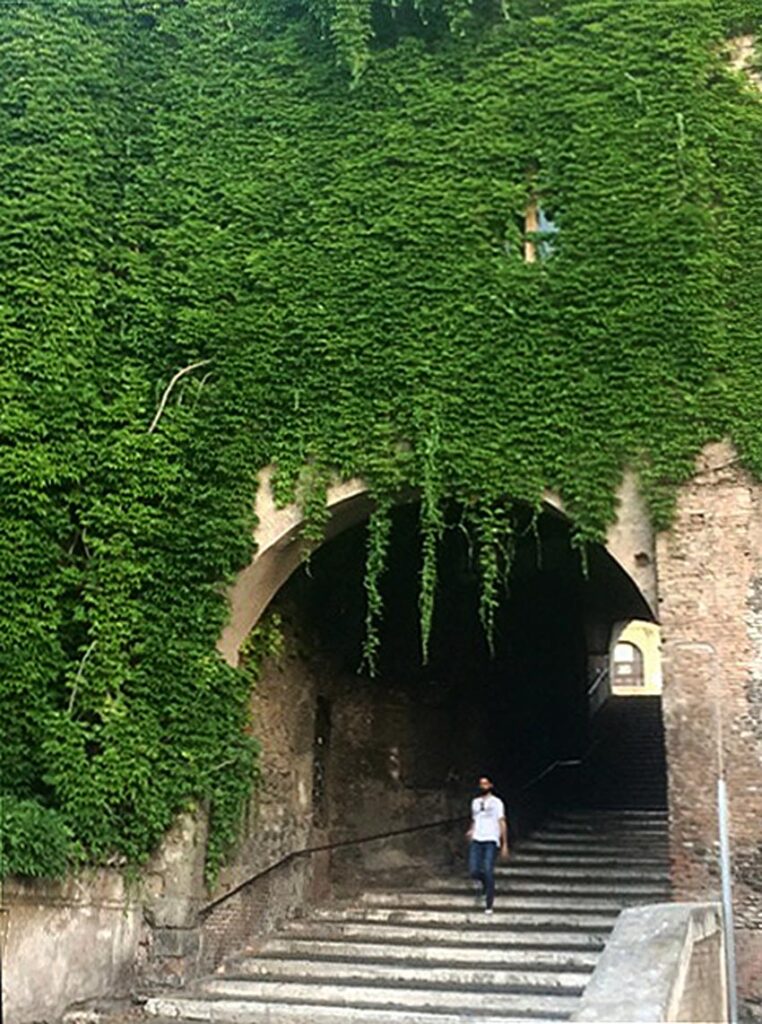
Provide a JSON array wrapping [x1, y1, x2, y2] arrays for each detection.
[[569, 696, 669, 813]]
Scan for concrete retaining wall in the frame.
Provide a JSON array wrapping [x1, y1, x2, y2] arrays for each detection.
[[2, 872, 142, 1024], [572, 902, 727, 1023], [2, 810, 210, 1023]]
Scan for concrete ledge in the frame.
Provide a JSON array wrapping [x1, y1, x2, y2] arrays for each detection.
[[571, 902, 727, 1023]]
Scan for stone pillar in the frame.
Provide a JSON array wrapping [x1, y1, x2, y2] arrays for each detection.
[[656, 441, 762, 1004], [141, 810, 209, 988]]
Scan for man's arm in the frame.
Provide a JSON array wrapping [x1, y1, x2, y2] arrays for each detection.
[[499, 815, 509, 859]]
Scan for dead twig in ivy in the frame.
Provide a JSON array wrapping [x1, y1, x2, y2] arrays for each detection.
[[148, 360, 212, 434], [68, 640, 97, 714]]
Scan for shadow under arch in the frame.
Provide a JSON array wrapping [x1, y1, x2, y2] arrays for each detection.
[[218, 465, 657, 668]]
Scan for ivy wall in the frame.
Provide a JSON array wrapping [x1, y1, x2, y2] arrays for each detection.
[[1, 0, 760, 878]]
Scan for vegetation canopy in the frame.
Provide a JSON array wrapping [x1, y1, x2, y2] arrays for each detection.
[[1, 0, 760, 879]]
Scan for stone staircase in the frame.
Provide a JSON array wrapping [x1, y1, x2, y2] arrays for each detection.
[[144, 808, 670, 1024], [578, 695, 668, 810]]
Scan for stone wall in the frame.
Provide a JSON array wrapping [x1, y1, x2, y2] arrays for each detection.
[[195, 602, 472, 973], [2, 871, 142, 1024], [319, 672, 465, 878], [657, 441, 762, 1004], [218, 612, 463, 888], [2, 809, 214, 1022], [214, 632, 317, 898]]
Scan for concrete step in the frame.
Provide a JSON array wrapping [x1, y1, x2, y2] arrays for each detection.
[[584, 777, 667, 783], [145, 999, 570, 1023], [490, 865, 670, 882], [582, 754, 665, 762], [211, 957, 591, 991], [504, 852, 669, 869], [533, 820, 669, 831], [418, 874, 670, 891], [582, 786, 667, 794], [526, 831, 668, 846], [586, 789, 668, 795], [309, 906, 620, 927], [549, 809, 668, 821], [537, 821, 667, 835], [582, 799, 667, 809], [181, 979, 580, 1016], [572, 800, 668, 808], [359, 891, 667, 911], [256, 937, 601, 969], [543, 809, 668, 821], [281, 920, 609, 949], [515, 841, 668, 858]]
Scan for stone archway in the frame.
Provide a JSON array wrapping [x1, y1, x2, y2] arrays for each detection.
[[218, 466, 659, 668], [197, 462, 674, 995], [209, 468, 663, 920]]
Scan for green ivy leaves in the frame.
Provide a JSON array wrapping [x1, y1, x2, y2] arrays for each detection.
[[1, 0, 761, 882], [0, 798, 78, 879]]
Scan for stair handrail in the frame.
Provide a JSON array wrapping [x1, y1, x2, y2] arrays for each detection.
[[518, 735, 603, 795], [198, 813, 468, 919], [201, 732, 604, 921], [518, 757, 583, 793], [586, 664, 610, 716], [586, 664, 609, 698]]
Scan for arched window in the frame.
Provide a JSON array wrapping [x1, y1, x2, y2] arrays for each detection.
[[612, 641, 644, 687]]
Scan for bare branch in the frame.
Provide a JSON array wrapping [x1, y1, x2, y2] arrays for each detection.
[[68, 640, 97, 714], [148, 360, 212, 434]]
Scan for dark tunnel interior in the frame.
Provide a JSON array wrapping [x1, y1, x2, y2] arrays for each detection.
[[275, 500, 656, 827]]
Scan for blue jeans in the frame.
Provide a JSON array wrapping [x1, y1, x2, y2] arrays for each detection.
[[468, 840, 498, 909]]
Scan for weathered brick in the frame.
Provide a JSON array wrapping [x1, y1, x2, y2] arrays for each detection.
[[657, 441, 762, 1003]]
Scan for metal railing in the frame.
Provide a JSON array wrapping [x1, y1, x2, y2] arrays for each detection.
[[586, 664, 610, 717], [519, 755, 585, 794], [200, 705, 607, 926], [508, 735, 603, 839], [199, 814, 467, 919]]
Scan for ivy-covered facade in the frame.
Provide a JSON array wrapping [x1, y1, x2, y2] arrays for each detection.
[[1, 0, 760, 880]]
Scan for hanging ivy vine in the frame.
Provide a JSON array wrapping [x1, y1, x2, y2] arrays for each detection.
[[1, 0, 761, 879], [468, 502, 516, 656], [361, 500, 393, 675]]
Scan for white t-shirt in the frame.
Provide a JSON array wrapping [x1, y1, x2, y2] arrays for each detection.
[[470, 793, 505, 845]]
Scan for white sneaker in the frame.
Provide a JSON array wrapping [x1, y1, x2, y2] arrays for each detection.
[[484, 907, 493, 915]]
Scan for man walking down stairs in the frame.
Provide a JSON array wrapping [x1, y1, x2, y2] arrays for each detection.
[[144, 808, 671, 1023]]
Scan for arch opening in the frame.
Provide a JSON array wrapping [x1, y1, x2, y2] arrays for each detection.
[[219, 467, 659, 669], [219, 494, 666, 893]]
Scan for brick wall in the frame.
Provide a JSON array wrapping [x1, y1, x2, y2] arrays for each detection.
[[657, 441, 762, 1003], [199, 855, 327, 974]]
